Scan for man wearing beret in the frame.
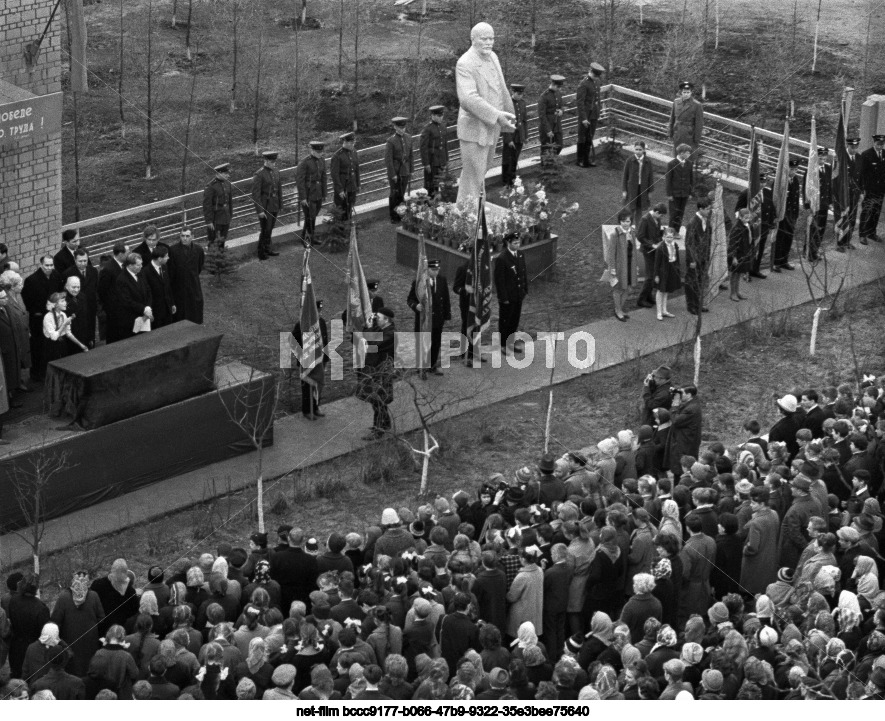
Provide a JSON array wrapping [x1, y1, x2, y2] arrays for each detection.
[[330, 133, 360, 221], [251, 151, 283, 260], [407, 259, 451, 378], [668, 81, 703, 156], [295, 140, 328, 247], [419, 106, 449, 198], [859, 133, 885, 244], [385, 117, 413, 223], [538, 75, 565, 156], [202, 163, 234, 248], [576, 63, 604, 168]]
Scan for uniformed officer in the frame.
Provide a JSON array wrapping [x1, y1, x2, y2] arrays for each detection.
[[501, 83, 528, 188], [420, 106, 449, 197], [806, 146, 832, 261], [295, 140, 328, 247], [538, 75, 565, 156], [202, 162, 234, 247], [835, 137, 863, 250], [859, 133, 885, 244], [385, 117, 413, 223], [576, 63, 604, 167], [330, 132, 360, 221], [407, 259, 451, 379], [668, 81, 704, 156], [251, 151, 282, 260], [772, 158, 802, 272]]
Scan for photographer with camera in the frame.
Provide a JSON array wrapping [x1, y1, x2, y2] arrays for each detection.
[[668, 384, 703, 478], [641, 365, 674, 426]]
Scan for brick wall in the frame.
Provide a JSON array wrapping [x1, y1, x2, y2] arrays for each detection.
[[0, 0, 62, 274]]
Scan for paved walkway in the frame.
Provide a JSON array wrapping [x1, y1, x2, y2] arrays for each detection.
[[1, 235, 882, 567]]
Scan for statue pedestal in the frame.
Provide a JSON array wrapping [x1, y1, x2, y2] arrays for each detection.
[[859, 95, 885, 153]]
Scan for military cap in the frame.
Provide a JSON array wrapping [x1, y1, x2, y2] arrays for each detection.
[[679, 81, 694, 90], [213, 162, 231, 173], [788, 158, 801, 167], [510, 83, 525, 92], [339, 131, 355, 142], [367, 279, 379, 291], [376, 307, 395, 319], [392, 116, 409, 126], [427, 259, 440, 269], [873, 134, 885, 142], [550, 74, 565, 85], [590, 62, 606, 74], [816, 146, 829, 156], [262, 151, 279, 160], [504, 232, 520, 243], [429, 105, 445, 114], [759, 172, 771, 180], [847, 137, 861, 147], [315, 299, 323, 309], [308, 140, 325, 150]]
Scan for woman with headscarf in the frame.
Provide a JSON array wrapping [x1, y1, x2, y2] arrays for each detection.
[[584, 527, 626, 619], [834, 590, 864, 648], [156, 582, 191, 638], [754, 594, 778, 630], [233, 637, 274, 696], [506, 547, 544, 639], [595, 438, 619, 487], [644, 624, 680, 682], [510, 620, 544, 662], [742, 656, 778, 699], [241, 559, 282, 613], [657, 500, 683, 549], [50, 571, 105, 677], [90, 559, 139, 637], [852, 555, 880, 603], [563, 519, 595, 636], [813, 565, 842, 610], [593, 664, 624, 700], [20, 622, 61, 687], [7, 573, 50, 679], [650, 557, 678, 629], [86, 625, 139, 699]]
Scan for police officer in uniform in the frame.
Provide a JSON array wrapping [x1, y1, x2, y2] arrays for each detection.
[[501, 84, 527, 188], [576, 63, 604, 167], [806, 146, 832, 261], [407, 259, 451, 379], [538, 75, 565, 155], [859, 133, 885, 244], [202, 163, 234, 248], [251, 151, 282, 260], [420, 106, 449, 198], [385, 117, 413, 223], [330, 132, 360, 221], [494, 233, 528, 353], [295, 140, 328, 247], [668, 81, 704, 156], [835, 137, 863, 250]]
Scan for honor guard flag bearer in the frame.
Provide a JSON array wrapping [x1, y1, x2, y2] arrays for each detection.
[[297, 250, 325, 418]]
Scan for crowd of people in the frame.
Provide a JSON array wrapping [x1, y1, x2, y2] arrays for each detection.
[[1, 369, 884, 701]]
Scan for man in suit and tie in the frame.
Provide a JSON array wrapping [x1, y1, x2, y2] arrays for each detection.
[[141, 246, 177, 328], [21, 255, 57, 380], [622, 141, 655, 227], [859, 133, 885, 244], [62, 249, 98, 349], [407, 259, 451, 378], [666, 144, 695, 230], [806, 146, 832, 261], [113, 253, 154, 340], [0, 281, 24, 406], [636, 203, 666, 309], [576, 63, 604, 167], [455, 23, 515, 203], [543, 544, 573, 660], [685, 198, 713, 315], [295, 140, 328, 247], [835, 138, 863, 250], [53, 230, 81, 276], [132, 224, 171, 269], [668, 81, 704, 156], [493, 233, 528, 353], [62, 276, 89, 355], [385, 117, 413, 223], [501, 84, 527, 187], [98, 242, 127, 343]]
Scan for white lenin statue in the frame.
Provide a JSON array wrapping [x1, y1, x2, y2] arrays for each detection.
[[456, 23, 516, 204]]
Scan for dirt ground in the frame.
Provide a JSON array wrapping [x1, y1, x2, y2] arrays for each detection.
[[29, 282, 885, 599]]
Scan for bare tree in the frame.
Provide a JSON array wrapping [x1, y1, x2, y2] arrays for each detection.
[[251, 20, 265, 153], [118, 0, 126, 134], [352, 0, 360, 131], [180, 71, 198, 223], [145, 0, 155, 179], [64, 2, 83, 221], [185, 0, 195, 61], [171, 0, 179, 27], [7, 451, 71, 584]]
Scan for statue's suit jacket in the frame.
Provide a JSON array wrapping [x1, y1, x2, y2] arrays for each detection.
[[456, 47, 515, 148]]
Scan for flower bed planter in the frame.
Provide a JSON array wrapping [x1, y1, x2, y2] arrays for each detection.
[[395, 227, 558, 281]]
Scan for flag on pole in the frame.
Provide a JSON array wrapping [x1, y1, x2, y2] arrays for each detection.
[[466, 196, 492, 355], [297, 249, 324, 402], [415, 232, 432, 370], [747, 127, 764, 218], [832, 107, 852, 245], [805, 117, 821, 215], [344, 222, 372, 334], [767, 118, 791, 263], [707, 183, 728, 300], [68, 0, 89, 94]]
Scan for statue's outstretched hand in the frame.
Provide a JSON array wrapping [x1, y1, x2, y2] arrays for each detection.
[[497, 112, 516, 132]]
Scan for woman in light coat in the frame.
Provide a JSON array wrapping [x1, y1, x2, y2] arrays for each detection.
[[600, 210, 638, 322], [506, 547, 544, 638]]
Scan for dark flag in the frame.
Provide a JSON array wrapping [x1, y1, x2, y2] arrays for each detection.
[[747, 127, 763, 218], [296, 249, 324, 403], [465, 195, 491, 357], [832, 109, 852, 245]]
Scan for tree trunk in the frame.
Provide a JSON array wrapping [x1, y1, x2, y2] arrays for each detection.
[[420, 429, 430, 494], [530, 0, 537, 50], [71, 90, 82, 221], [171, 0, 177, 27], [256, 444, 265, 532], [352, 0, 359, 131], [300, 0, 307, 26], [544, 390, 553, 453], [118, 0, 125, 134], [338, 0, 344, 82], [230, 0, 238, 112], [145, 0, 153, 179], [180, 73, 197, 223], [252, 24, 264, 151], [409, 15, 425, 123], [714, 0, 720, 49], [185, 0, 193, 61]]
